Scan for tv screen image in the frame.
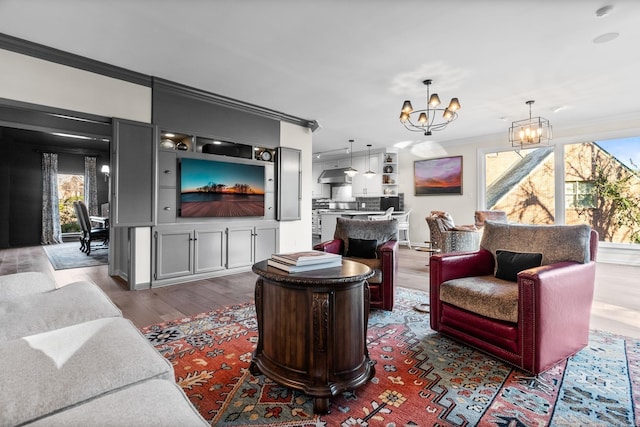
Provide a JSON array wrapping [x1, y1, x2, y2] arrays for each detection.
[[180, 157, 265, 217]]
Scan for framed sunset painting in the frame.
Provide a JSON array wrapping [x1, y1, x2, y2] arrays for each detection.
[[414, 155, 463, 195]]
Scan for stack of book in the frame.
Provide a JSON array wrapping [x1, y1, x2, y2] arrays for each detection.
[[267, 250, 342, 273]]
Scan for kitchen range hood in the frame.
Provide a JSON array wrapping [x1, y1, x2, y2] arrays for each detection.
[[317, 168, 353, 184]]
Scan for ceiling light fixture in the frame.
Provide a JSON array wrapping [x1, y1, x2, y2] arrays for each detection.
[[364, 144, 376, 178], [344, 139, 358, 177], [509, 100, 552, 147], [399, 79, 461, 136]]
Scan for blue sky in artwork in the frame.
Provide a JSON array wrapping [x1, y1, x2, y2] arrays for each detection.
[[181, 157, 265, 192], [595, 136, 640, 170]]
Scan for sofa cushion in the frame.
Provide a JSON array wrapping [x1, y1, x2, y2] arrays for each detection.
[[25, 379, 208, 427], [346, 237, 378, 259], [0, 317, 174, 426], [0, 281, 122, 341], [0, 272, 56, 300], [495, 250, 543, 282], [480, 221, 591, 265], [440, 275, 518, 323]]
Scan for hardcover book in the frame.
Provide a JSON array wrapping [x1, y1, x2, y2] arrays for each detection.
[[271, 250, 341, 266], [267, 258, 342, 273]]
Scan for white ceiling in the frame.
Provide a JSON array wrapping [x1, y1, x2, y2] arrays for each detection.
[[1, 1, 639, 156]]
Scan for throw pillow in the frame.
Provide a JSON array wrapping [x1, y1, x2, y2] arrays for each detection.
[[495, 250, 543, 282], [346, 238, 378, 259]]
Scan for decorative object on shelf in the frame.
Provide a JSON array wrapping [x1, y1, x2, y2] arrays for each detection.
[[386, 154, 394, 163], [414, 155, 463, 196], [399, 79, 461, 136], [344, 139, 358, 177], [509, 100, 552, 147], [364, 144, 376, 178], [384, 164, 394, 173], [175, 141, 188, 151], [160, 139, 175, 150]]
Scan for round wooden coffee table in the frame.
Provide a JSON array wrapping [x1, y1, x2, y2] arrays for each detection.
[[250, 259, 375, 414]]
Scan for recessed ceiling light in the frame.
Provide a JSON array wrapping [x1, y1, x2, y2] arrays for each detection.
[[593, 32, 619, 44], [163, 132, 175, 138]]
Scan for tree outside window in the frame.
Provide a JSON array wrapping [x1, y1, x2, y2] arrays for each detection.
[[57, 174, 84, 233]]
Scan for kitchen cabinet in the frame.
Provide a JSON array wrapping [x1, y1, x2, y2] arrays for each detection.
[[312, 162, 330, 198], [352, 154, 382, 196], [323, 158, 351, 169]]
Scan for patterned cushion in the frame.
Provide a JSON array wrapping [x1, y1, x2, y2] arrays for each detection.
[[480, 221, 591, 265], [440, 275, 518, 323]]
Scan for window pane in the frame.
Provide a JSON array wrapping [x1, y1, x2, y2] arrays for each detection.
[[564, 138, 640, 244], [485, 147, 555, 224], [57, 174, 84, 233]]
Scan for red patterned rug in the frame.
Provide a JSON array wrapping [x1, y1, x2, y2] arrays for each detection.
[[141, 288, 640, 426]]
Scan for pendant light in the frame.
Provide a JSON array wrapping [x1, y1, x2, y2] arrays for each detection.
[[344, 139, 358, 177], [364, 144, 376, 178]]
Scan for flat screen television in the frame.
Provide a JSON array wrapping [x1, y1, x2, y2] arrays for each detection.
[[180, 157, 265, 217]]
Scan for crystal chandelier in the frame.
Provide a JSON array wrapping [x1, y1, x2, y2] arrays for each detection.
[[509, 100, 552, 147], [399, 79, 461, 136]]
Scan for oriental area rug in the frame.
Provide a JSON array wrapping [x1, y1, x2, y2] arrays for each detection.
[[141, 288, 640, 426]]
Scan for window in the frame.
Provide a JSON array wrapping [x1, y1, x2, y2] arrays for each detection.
[[565, 181, 595, 208], [484, 147, 555, 225], [57, 174, 84, 233], [482, 137, 640, 244]]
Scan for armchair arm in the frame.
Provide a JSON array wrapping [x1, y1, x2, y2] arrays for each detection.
[[313, 239, 343, 255], [430, 249, 495, 285], [429, 249, 494, 331], [518, 261, 597, 373], [378, 239, 398, 253]]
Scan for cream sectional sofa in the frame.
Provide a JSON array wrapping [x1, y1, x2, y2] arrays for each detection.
[[0, 272, 208, 427]]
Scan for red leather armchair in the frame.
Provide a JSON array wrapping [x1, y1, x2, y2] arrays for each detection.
[[314, 217, 398, 311], [430, 221, 598, 375]]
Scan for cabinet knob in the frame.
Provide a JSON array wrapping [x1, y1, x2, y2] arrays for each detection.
[[164, 170, 172, 174], [163, 207, 171, 211]]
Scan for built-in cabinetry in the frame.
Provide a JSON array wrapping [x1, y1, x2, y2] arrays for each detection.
[[381, 152, 398, 196], [151, 129, 282, 288], [153, 222, 278, 286]]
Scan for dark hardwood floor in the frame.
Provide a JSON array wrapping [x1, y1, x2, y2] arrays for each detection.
[[1, 244, 638, 338]]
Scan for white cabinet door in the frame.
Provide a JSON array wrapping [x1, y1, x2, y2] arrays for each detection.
[[254, 224, 278, 263], [312, 162, 330, 198], [154, 228, 193, 280], [353, 154, 382, 196], [194, 226, 226, 274], [227, 225, 254, 268]]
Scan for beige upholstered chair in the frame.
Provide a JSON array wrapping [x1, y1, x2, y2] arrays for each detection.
[[425, 212, 480, 253]]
